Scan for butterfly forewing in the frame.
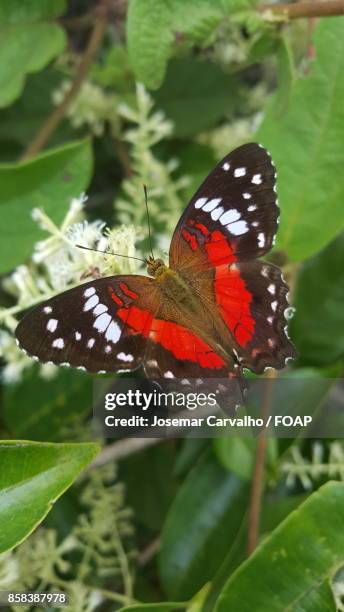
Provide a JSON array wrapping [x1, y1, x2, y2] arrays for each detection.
[[169, 143, 279, 272], [15, 275, 159, 373]]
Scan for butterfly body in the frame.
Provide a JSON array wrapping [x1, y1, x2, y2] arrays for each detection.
[[15, 143, 297, 383]]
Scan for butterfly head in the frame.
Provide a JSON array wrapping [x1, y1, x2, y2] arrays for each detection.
[[147, 256, 166, 278]]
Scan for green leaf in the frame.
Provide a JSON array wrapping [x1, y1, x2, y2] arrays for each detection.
[[203, 493, 308, 612], [119, 604, 185, 612], [0, 139, 93, 273], [273, 34, 296, 117], [153, 58, 239, 137], [257, 18, 344, 260], [215, 481, 344, 611], [0, 440, 99, 553], [127, 0, 224, 90], [159, 451, 249, 600], [3, 367, 92, 441], [0, 0, 66, 108], [290, 234, 344, 366], [213, 437, 255, 480], [0, 69, 78, 154]]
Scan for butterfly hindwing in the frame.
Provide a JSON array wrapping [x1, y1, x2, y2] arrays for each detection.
[[212, 260, 297, 372], [15, 275, 159, 373], [169, 143, 278, 272]]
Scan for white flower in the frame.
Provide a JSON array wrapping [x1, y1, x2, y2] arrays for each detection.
[[0, 195, 143, 383]]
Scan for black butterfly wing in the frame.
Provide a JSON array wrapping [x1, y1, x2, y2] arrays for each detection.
[[15, 275, 159, 373], [169, 142, 279, 272]]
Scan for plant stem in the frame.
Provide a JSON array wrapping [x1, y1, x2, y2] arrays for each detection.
[[88, 437, 162, 469], [260, 0, 344, 21], [247, 369, 277, 555], [20, 0, 111, 161]]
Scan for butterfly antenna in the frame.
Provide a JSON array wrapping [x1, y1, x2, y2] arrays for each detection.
[[143, 184, 154, 259], [75, 244, 147, 264]]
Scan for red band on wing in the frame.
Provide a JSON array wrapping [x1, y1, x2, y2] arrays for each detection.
[[108, 288, 124, 306], [195, 223, 209, 236], [215, 264, 255, 347], [205, 230, 237, 267], [119, 282, 138, 300], [117, 306, 225, 369], [182, 229, 198, 251]]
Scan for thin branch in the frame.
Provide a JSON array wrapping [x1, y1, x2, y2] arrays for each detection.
[[88, 437, 162, 470], [21, 0, 111, 161], [260, 0, 344, 21], [137, 537, 161, 567], [247, 369, 277, 555]]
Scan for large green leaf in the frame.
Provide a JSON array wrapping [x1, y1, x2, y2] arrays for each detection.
[[159, 451, 249, 600], [0, 440, 99, 553], [203, 493, 309, 612], [215, 481, 344, 611], [153, 58, 239, 138], [0, 0, 66, 108], [0, 139, 92, 273], [257, 18, 344, 261], [127, 0, 227, 90], [2, 367, 92, 441], [290, 234, 344, 366]]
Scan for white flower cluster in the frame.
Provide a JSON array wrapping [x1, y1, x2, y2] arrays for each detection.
[[0, 194, 142, 383], [52, 80, 118, 136], [116, 84, 190, 236]]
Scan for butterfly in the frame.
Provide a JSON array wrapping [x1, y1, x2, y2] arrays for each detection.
[[15, 143, 297, 385]]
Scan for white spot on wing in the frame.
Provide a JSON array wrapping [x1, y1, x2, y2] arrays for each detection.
[[203, 198, 221, 212], [93, 303, 108, 316], [87, 338, 95, 348], [248, 204, 257, 212], [267, 316, 273, 324], [84, 286, 96, 297], [117, 352, 134, 362], [194, 197, 207, 209], [220, 208, 240, 225], [84, 294, 99, 311], [271, 300, 278, 312], [285, 307, 295, 320], [222, 162, 230, 171], [105, 344, 112, 353], [52, 338, 64, 349], [105, 321, 121, 343], [243, 192, 251, 200], [43, 306, 52, 314], [211, 206, 224, 221], [164, 371, 174, 378], [47, 318, 58, 333], [252, 173, 262, 185], [268, 284, 276, 295], [234, 167, 246, 177], [94, 312, 111, 332], [75, 331, 81, 341], [229, 221, 248, 235], [258, 232, 266, 247]]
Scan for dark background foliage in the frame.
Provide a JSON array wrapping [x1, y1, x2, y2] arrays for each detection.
[[0, 1, 344, 610]]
